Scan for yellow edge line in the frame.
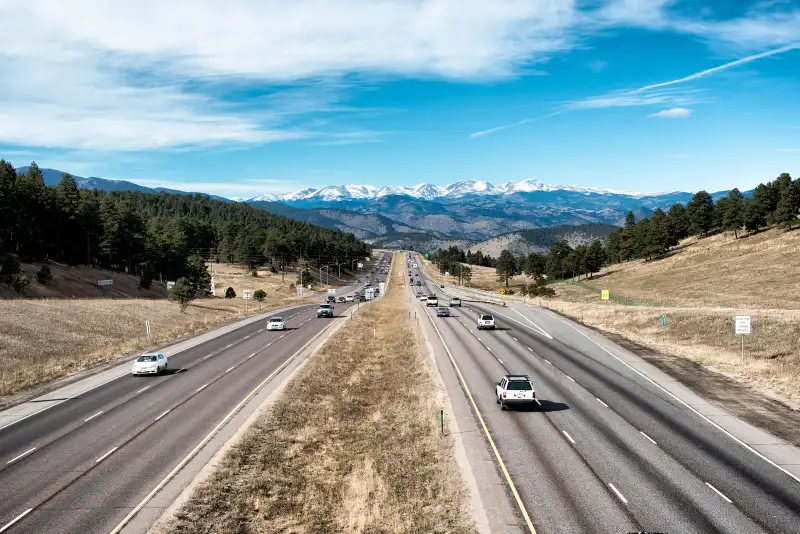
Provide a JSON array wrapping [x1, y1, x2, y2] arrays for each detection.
[[109, 320, 338, 534], [423, 306, 537, 534]]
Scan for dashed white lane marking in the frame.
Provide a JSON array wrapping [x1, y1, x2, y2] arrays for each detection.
[[544, 359, 552, 365], [706, 482, 732, 503], [84, 411, 104, 422], [535, 398, 542, 406], [196, 384, 209, 392], [248, 353, 255, 359], [225, 366, 235, 373], [608, 483, 628, 504], [596, 398, 609, 408], [136, 386, 151, 394], [497, 358, 504, 364], [243, 335, 250, 340], [96, 447, 119, 463], [562, 430, 576, 445], [513, 336, 519, 341], [258, 328, 264, 333], [6, 447, 36, 464], [203, 354, 213, 360], [155, 409, 171, 421], [225, 343, 233, 349], [0, 509, 33, 533], [486, 346, 492, 351], [640, 431, 658, 445], [526, 347, 534, 353], [566, 375, 576, 383]]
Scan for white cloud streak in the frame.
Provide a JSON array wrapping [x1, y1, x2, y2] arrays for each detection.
[[648, 107, 692, 118]]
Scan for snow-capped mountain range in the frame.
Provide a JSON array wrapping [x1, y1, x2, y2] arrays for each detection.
[[246, 179, 661, 203]]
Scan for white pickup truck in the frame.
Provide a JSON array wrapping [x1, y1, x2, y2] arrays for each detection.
[[496, 375, 536, 410]]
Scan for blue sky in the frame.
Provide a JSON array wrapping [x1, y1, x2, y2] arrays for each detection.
[[0, 0, 798, 198]]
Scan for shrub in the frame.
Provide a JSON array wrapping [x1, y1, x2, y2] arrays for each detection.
[[253, 289, 267, 301], [0, 253, 21, 278], [225, 286, 236, 299], [139, 268, 153, 289], [11, 274, 32, 295], [251, 269, 259, 277], [168, 277, 195, 311], [36, 264, 53, 285]]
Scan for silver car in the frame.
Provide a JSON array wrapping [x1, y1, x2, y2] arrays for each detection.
[[132, 353, 168, 376]]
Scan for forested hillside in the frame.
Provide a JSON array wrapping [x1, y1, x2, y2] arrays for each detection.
[[0, 160, 370, 289]]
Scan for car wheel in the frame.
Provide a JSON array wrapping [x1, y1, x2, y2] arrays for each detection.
[[500, 400, 507, 411], [496, 395, 500, 404]]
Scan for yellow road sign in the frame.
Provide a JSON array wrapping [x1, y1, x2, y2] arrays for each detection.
[[601, 289, 609, 300], [499, 288, 506, 295]]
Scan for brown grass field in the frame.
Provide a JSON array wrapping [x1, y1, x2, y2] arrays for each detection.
[[0, 261, 322, 404], [158, 255, 475, 534]]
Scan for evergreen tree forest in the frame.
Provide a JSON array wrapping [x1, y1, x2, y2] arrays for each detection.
[[0, 160, 370, 284]]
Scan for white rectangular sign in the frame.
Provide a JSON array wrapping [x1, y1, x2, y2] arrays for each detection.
[[735, 315, 751, 335], [357, 262, 364, 269], [297, 287, 304, 297], [328, 288, 336, 295], [166, 281, 175, 290], [145, 320, 150, 335], [242, 289, 251, 300], [98, 279, 113, 286]]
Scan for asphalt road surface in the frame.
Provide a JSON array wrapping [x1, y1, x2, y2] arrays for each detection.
[[0, 253, 392, 534], [406, 253, 800, 534]]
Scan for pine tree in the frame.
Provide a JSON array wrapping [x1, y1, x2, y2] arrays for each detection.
[[743, 198, 766, 234], [584, 240, 606, 278], [687, 191, 715, 236], [495, 250, 518, 287], [666, 203, 690, 243], [722, 188, 745, 238], [772, 179, 800, 230]]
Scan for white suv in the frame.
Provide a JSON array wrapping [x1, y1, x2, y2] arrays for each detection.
[[496, 375, 536, 410], [477, 314, 495, 330], [426, 296, 438, 307]]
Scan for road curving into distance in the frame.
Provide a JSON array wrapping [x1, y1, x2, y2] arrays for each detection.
[[407, 253, 800, 534], [0, 252, 393, 534]]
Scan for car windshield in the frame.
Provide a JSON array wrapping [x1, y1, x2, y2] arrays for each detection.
[[137, 355, 158, 362], [319, 304, 331, 309], [270, 317, 283, 322], [481, 315, 493, 320], [507, 381, 533, 391]]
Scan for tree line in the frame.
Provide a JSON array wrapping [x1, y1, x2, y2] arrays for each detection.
[[0, 160, 371, 292], [428, 172, 799, 293]]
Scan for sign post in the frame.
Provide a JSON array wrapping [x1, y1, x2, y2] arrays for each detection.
[[735, 315, 751, 364], [146, 319, 151, 343], [243, 287, 251, 314]]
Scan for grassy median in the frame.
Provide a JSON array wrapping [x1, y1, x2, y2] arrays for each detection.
[[159, 259, 475, 534]]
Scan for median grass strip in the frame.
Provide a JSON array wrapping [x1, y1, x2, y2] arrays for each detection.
[[159, 264, 475, 533]]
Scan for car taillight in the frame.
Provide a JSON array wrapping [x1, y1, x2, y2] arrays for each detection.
[[502, 392, 507, 398]]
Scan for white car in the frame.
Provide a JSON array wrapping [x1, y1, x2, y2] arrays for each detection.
[[132, 353, 168, 376], [418, 295, 428, 301], [496, 375, 536, 410], [477, 314, 495, 330], [266, 317, 286, 331], [426, 296, 438, 307], [345, 295, 354, 302]]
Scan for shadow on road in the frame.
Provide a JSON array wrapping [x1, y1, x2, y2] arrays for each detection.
[[508, 399, 569, 412]]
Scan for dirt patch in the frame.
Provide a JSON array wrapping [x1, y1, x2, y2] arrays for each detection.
[[157, 255, 475, 534]]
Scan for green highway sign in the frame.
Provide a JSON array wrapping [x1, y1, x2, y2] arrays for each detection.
[[661, 315, 667, 329]]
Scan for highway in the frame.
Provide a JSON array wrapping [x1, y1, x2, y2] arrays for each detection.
[[0, 253, 392, 534], [406, 254, 800, 534]]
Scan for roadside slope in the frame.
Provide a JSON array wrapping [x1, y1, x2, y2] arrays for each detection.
[[158, 257, 476, 533]]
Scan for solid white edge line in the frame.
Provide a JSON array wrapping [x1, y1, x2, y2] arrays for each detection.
[[84, 411, 104, 422], [596, 398, 609, 408], [108, 315, 339, 534], [640, 431, 658, 445], [225, 366, 235, 373], [608, 482, 628, 504], [6, 447, 37, 464], [136, 386, 151, 394], [196, 384, 208, 392], [95, 447, 118, 463], [705, 482, 733, 503], [562, 430, 576, 445], [536, 306, 800, 484], [155, 409, 171, 421], [0, 508, 33, 533]]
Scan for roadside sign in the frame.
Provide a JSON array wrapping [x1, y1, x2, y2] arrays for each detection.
[[445, 271, 449, 277], [735, 315, 751, 335], [328, 288, 336, 295], [98, 279, 113, 287], [424, 253, 428, 258], [499, 288, 506, 295], [601, 289, 609, 300], [242, 289, 251, 300], [145, 320, 150, 335], [298, 286, 304, 297], [166, 281, 175, 290], [357, 262, 364, 269], [379, 282, 385, 295], [661, 315, 667, 329]]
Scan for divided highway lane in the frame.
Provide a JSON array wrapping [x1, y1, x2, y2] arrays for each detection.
[[410, 263, 800, 533], [0, 285, 379, 533]]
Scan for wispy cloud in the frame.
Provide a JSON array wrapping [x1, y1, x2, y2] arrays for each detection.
[[132, 178, 304, 197], [470, 112, 564, 138], [774, 147, 799, 152], [648, 107, 692, 118], [587, 60, 608, 72]]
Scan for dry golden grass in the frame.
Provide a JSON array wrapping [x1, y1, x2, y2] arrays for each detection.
[[582, 228, 800, 309], [160, 255, 475, 534], [543, 290, 800, 404], [0, 295, 308, 404], [422, 260, 532, 294]]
